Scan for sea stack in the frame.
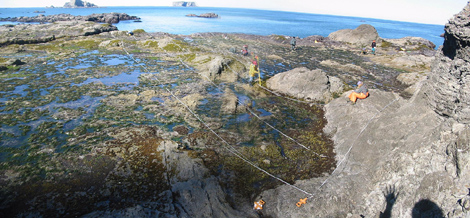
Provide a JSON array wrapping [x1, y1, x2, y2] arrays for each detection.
[[64, 0, 98, 8], [173, 1, 197, 7]]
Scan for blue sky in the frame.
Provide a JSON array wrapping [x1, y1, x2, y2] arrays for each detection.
[[0, 0, 468, 25]]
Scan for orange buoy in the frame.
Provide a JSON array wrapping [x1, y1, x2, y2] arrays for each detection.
[[253, 199, 266, 210], [296, 198, 307, 207]]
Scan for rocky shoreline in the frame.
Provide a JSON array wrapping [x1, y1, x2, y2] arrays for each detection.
[[0, 12, 140, 24], [0, 7, 469, 218]]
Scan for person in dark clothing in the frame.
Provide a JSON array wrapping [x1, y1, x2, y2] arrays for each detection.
[[290, 36, 297, 51], [371, 40, 377, 55]]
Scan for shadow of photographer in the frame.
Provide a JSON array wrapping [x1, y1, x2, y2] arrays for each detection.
[[378, 185, 443, 218]]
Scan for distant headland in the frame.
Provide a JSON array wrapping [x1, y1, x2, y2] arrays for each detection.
[[173, 1, 197, 7]]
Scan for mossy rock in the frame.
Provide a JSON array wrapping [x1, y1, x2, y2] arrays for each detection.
[[381, 40, 392, 48], [142, 40, 159, 49], [133, 29, 146, 34]]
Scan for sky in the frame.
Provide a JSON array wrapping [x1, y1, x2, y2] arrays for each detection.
[[0, 0, 468, 25]]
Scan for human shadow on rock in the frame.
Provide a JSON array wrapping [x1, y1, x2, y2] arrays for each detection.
[[379, 185, 400, 218], [412, 199, 444, 218]]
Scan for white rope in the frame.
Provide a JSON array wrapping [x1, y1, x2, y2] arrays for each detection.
[[112, 31, 315, 197], [309, 97, 400, 198], [175, 37, 324, 155], [202, 33, 404, 202]]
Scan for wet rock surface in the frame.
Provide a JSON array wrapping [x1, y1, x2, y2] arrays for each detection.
[[0, 21, 117, 46], [0, 7, 465, 218]]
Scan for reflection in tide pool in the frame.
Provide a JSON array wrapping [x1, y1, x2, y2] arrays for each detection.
[[78, 70, 141, 86]]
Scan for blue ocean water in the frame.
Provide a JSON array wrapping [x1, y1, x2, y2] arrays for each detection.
[[0, 6, 445, 48]]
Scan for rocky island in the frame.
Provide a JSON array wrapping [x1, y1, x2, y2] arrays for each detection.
[[186, 12, 219, 18], [0, 3, 469, 218], [173, 1, 197, 7], [64, 0, 98, 8]]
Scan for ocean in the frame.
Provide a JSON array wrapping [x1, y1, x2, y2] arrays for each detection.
[[0, 6, 445, 48]]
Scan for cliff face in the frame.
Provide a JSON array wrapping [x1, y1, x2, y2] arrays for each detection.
[[424, 3, 470, 124]]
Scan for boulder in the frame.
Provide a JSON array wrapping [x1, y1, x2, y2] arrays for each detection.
[[5, 59, 25, 66], [328, 24, 379, 47], [266, 67, 343, 102], [191, 54, 240, 83]]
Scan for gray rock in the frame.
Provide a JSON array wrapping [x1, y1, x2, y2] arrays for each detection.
[[5, 59, 25, 66], [266, 67, 344, 102], [0, 21, 117, 46], [157, 140, 253, 217], [328, 24, 379, 47], [383, 36, 436, 51], [186, 13, 219, 18], [423, 2, 470, 124]]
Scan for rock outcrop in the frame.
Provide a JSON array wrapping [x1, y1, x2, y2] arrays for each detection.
[[0, 13, 140, 24], [328, 24, 435, 52], [424, 2, 470, 124], [328, 24, 379, 47], [266, 67, 343, 102], [0, 21, 117, 46], [186, 13, 219, 18]]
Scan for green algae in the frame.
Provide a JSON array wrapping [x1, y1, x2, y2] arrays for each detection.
[[0, 30, 378, 216], [132, 29, 146, 34]]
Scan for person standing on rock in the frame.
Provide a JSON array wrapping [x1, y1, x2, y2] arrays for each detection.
[[249, 57, 260, 85], [348, 81, 369, 104], [241, 45, 249, 56], [371, 40, 377, 55], [290, 36, 297, 51]]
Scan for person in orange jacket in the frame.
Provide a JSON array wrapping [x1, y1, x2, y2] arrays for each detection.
[[348, 81, 369, 104]]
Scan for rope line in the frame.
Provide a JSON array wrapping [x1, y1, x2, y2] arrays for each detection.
[[114, 31, 401, 203], [174, 36, 322, 154], [111, 31, 315, 197], [192, 33, 403, 202], [310, 97, 400, 198], [221, 62, 325, 156]]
